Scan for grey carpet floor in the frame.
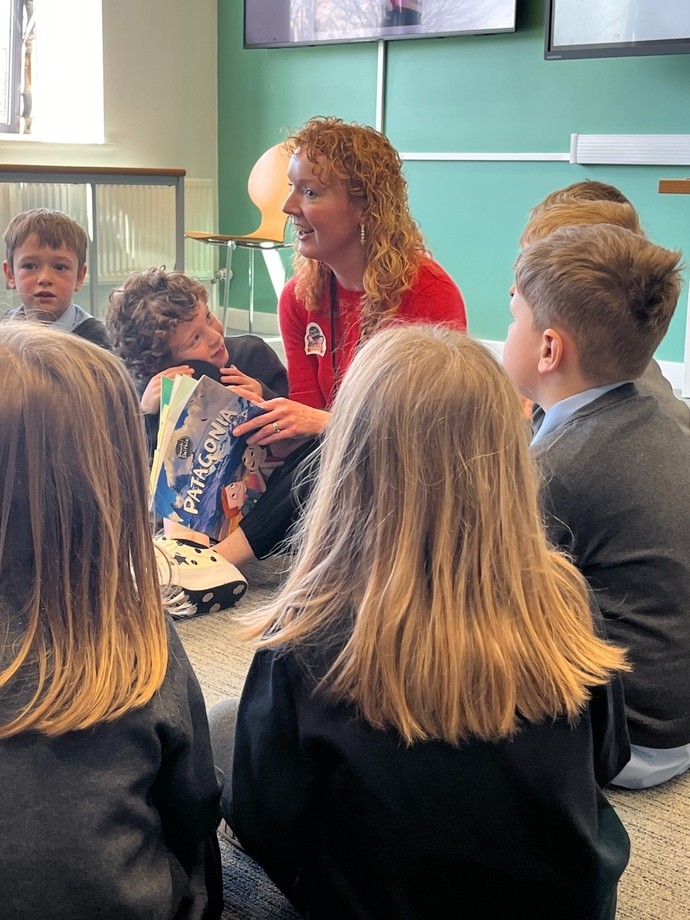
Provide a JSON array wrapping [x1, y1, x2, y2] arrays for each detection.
[[177, 558, 690, 920]]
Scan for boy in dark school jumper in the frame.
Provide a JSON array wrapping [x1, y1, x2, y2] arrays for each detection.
[[505, 222, 690, 789]]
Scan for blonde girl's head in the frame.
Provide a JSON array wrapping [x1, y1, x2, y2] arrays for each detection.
[[0, 321, 168, 738], [286, 116, 427, 338], [244, 324, 628, 744]]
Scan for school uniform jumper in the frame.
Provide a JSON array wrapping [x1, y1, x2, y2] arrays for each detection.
[[229, 645, 630, 920], [532, 383, 690, 749], [0, 623, 223, 920]]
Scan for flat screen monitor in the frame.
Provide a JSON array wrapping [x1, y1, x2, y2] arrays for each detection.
[[244, 1, 517, 50], [545, 0, 690, 60]]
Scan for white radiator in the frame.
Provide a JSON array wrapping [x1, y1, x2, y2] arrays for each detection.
[[3, 178, 216, 282], [184, 179, 217, 280]]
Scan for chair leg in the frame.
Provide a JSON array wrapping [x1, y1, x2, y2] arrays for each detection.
[[221, 241, 236, 333], [248, 248, 255, 334], [261, 248, 287, 301]]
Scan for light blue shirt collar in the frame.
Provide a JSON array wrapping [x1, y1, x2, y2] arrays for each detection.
[[52, 302, 91, 332], [531, 382, 630, 445], [11, 301, 90, 331]]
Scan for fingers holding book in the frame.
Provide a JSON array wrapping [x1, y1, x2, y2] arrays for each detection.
[[232, 396, 331, 445], [140, 365, 194, 414]]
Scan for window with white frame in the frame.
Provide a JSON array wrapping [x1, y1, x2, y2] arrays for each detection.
[[1, 0, 103, 142], [0, 0, 22, 132]]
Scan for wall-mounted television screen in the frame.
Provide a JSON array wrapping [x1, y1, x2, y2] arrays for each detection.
[[545, 0, 690, 60], [244, 1, 517, 50]]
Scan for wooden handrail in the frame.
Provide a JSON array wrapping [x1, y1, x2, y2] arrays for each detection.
[[0, 164, 185, 178], [659, 179, 690, 195]]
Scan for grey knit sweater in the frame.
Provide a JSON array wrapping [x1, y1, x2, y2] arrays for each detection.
[[533, 382, 690, 748]]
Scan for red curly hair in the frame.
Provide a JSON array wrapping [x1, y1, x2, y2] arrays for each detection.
[[286, 116, 428, 341]]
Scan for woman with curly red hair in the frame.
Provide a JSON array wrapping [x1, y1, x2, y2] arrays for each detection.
[[163, 117, 467, 593], [235, 114, 467, 442]]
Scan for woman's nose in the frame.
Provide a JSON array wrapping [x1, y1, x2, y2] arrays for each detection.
[[282, 189, 297, 215]]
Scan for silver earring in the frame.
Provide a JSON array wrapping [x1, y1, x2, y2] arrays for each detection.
[[360, 223, 366, 245]]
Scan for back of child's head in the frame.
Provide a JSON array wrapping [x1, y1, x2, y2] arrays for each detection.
[[0, 322, 167, 738], [520, 199, 643, 248], [243, 324, 627, 744], [4, 208, 88, 270], [318, 325, 532, 569], [515, 224, 683, 383], [533, 179, 632, 213], [106, 267, 208, 379]]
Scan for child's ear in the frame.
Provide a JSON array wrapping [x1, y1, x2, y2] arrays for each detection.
[[74, 263, 87, 292], [537, 328, 564, 374], [3, 260, 16, 289]]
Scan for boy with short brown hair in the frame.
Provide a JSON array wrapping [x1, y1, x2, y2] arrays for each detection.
[[520, 192, 690, 431], [505, 223, 690, 789], [2, 207, 109, 348]]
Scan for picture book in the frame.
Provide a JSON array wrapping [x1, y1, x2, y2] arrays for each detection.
[[149, 373, 199, 497], [151, 375, 286, 541]]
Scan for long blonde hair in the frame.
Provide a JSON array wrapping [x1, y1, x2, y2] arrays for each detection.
[[242, 325, 628, 744], [286, 116, 427, 340], [0, 322, 168, 737]]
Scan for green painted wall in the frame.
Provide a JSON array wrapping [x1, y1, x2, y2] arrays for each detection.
[[218, 0, 690, 362]]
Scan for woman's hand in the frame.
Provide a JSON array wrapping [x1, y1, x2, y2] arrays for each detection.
[[140, 365, 194, 414], [220, 364, 263, 398], [232, 394, 331, 446]]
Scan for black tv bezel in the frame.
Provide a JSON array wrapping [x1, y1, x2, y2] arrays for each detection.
[[544, 0, 690, 61], [243, 0, 517, 50]]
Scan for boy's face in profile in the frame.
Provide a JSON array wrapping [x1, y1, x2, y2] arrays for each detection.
[[167, 298, 229, 368], [503, 286, 543, 401], [3, 234, 87, 320]]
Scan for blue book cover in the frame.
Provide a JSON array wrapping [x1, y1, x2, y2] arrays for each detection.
[[153, 375, 269, 540]]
